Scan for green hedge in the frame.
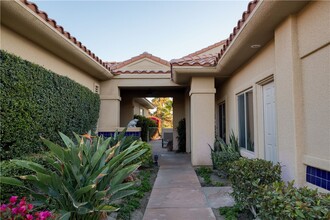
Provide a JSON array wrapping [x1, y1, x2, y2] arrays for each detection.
[[256, 181, 330, 219], [229, 158, 282, 217], [0, 153, 53, 202], [0, 50, 100, 160]]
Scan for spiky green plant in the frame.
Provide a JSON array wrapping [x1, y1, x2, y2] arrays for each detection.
[[0, 132, 147, 220]]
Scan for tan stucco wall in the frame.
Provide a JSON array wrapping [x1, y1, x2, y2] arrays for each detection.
[[216, 41, 275, 159], [190, 77, 216, 165], [297, 1, 330, 175], [117, 58, 170, 72], [215, 1, 330, 188], [1, 24, 100, 91]]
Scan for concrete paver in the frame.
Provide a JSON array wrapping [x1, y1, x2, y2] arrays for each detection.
[[202, 187, 235, 208], [143, 140, 216, 220]]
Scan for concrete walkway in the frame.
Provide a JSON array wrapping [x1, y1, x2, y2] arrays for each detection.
[[143, 140, 216, 220]]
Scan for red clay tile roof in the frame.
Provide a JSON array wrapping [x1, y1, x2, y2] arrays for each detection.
[[112, 70, 171, 74], [182, 40, 226, 58], [171, 54, 219, 67], [109, 52, 170, 74], [171, 0, 259, 67], [21, 0, 111, 71]]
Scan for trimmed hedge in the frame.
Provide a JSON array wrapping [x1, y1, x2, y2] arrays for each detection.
[[0, 153, 53, 202], [0, 50, 100, 160], [256, 181, 330, 219], [229, 158, 282, 216]]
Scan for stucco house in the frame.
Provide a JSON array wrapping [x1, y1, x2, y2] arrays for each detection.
[[1, 0, 329, 191]]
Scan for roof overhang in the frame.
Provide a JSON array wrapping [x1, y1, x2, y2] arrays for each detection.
[[215, 0, 310, 75], [1, 0, 113, 80], [172, 66, 218, 84], [134, 98, 155, 109], [172, 0, 310, 84]]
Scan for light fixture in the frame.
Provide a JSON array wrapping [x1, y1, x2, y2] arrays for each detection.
[[250, 44, 261, 49]]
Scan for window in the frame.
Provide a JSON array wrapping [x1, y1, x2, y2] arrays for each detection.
[[139, 108, 144, 116], [218, 102, 226, 142], [238, 90, 254, 151]]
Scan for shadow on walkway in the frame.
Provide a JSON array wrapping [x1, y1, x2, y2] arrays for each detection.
[[143, 140, 216, 220]]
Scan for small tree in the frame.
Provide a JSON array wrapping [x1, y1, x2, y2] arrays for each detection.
[[150, 98, 173, 128]]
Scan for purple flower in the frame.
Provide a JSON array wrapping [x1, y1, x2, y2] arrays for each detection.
[[39, 211, 52, 219]]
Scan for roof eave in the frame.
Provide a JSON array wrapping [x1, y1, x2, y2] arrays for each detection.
[[216, 0, 310, 75], [135, 98, 155, 109], [172, 66, 218, 84], [2, 0, 113, 80]]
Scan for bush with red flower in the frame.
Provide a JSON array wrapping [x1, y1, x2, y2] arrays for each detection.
[[0, 196, 54, 220]]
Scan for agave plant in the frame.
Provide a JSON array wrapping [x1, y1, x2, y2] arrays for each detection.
[[0, 131, 147, 220]]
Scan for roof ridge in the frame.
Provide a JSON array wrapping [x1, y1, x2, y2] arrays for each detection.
[[182, 40, 226, 58], [21, 0, 111, 71], [110, 52, 170, 70]]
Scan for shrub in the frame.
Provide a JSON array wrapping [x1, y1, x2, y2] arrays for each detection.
[[0, 153, 53, 202], [131, 142, 153, 168], [0, 196, 54, 219], [134, 115, 157, 141], [229, 158, 281, 217], [176, 118, 186, 152], [210, 132, 240, 172], [256, 181, 330, 220], [211, 151, 240, 176], [0, 50, 100, 160], [0, 131, 147, 219]]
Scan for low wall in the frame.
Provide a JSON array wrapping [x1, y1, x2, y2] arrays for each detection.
[[98, 127, 141, 138]]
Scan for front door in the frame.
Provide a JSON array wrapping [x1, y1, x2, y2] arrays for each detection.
[[263, 82, 277, 163]]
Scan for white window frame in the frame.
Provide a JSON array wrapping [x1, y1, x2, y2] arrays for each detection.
[[237, 88, 254, 152]]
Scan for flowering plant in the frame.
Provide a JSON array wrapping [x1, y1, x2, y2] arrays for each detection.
[[0, 196, 53, 220]]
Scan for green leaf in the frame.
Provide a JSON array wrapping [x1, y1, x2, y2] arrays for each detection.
[[109, 190, 137, 203], [41, 137, 65, 161], [296, 210, 305, 218], [0, 176, 24, 187], [58, 211, 71, 220], [59, 132, 75, 148], [12, 159, 48, 174], [74, 184, 96, 198], [107, 182, 135, 196], [96, 205, 119, 212], [110, 164, 140, 186]]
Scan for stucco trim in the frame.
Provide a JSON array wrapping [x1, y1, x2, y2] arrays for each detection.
[[100, 95, 121, 101], [189, 88, 216, 96], [303, 155, 330, 172]]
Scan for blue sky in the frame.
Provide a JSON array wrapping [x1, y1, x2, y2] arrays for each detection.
[[34, 1, 249, 62]]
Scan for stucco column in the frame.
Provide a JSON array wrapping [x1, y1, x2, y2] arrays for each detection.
[[185, 90, 191, 153], [190, 77, 216, 165], [275, 16, 304, 185], [98, 87, 121, 131]]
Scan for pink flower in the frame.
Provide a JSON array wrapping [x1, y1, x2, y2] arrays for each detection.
[[19, 205, 27, 214], [39, 211, 52, 220], [11, 207, 19, 214], [19, 197, 26, 206], [9, 196, 18, 204], [26, 214, 34, 220], [0, 204, 7, 211], [28, 203, 34, 210]]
